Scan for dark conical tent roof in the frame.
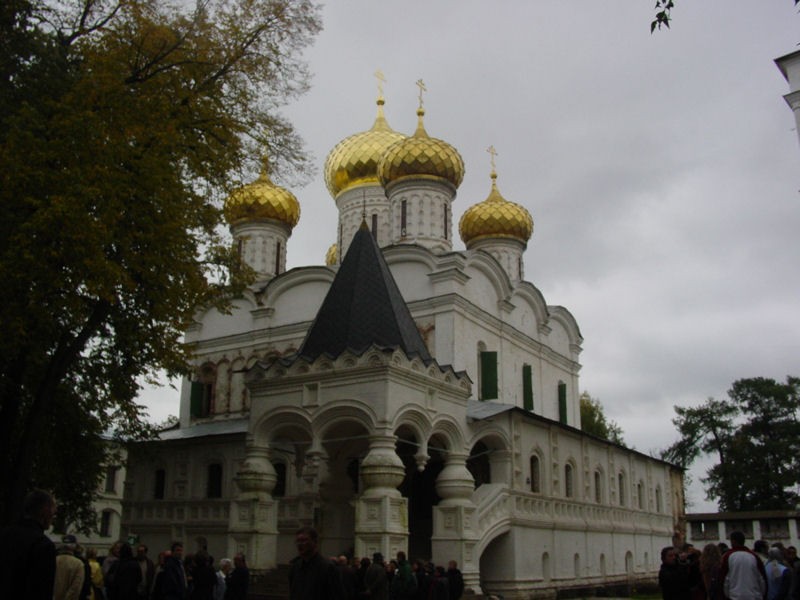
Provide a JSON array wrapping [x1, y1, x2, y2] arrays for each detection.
[[298, 222, 432, 362]]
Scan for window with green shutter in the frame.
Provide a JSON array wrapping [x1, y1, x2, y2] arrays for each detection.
[[523, 364, 533, 411], [480, 351, 498, 400], [190, 381, 204, 417], [558, 381, 567, 424]]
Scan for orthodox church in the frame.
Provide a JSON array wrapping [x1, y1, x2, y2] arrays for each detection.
[[123, 82, 683, 598]]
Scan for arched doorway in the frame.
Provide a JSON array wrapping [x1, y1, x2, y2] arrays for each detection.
[[396, 429, 445, 560]]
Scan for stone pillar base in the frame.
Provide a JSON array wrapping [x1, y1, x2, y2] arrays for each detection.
[[354, 495, 409, 559]]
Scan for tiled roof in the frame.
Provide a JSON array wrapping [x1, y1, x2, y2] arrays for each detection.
[[299, 222, 431, 362]]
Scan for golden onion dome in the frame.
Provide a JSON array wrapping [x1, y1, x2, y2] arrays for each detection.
[[459, 168, 533, 245], [325, 242, 338, 266], [324, 97, 406, 198], [224, 160, 300, 228], [378, 107, 465, 190]]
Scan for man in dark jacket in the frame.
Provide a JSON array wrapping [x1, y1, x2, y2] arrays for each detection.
[[446, 560, 464, 600], [659, 546, 691, 600], [288, 526, 343, 600], [0, 489, 57, 600], [161, 542, 187, 600], [363, 553, 387, 600]]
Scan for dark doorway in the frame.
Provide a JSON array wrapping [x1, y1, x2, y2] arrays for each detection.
[[467, 441, 491, 488], [396, 435, 444, 560]]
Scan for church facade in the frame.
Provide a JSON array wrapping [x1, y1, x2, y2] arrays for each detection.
[[123, 87, 683, 598]]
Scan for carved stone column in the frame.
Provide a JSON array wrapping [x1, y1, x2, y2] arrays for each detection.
[[229, 445, 278, 568], [354, 432, 408, 559], [432, 453, 480, 594], [318, 456, 355, 553]]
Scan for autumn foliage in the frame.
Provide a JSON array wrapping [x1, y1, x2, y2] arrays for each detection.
[[0, 0, 320, 528]]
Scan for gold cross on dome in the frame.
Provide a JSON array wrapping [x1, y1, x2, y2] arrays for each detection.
[[416, 79, 427, 108], [487, 145, 498, 171], [374, 70, 386, 97]]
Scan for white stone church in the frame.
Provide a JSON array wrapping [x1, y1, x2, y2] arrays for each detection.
[[122, 86, 684, 598]]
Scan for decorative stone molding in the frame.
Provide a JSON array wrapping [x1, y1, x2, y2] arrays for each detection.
[[246, 346, 471, 393]]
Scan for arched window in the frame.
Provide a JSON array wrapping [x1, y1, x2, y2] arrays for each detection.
[[637, 481, 644, 509], [478, 343, 498, 401], [104, 465, 120, 494], [154, 469, 166, 500], [191, 364, 216, 418], [564, 463, 574, 498], [273, 463, 286, 497], [618, 472, 626, 506], [530, 455, 541, 493], [542, 552, 551, 583], [100, 509, 114, 537], [594, 470, 602, 503], [207, 463, 223, 498], [522, 364, 534, 411], [655, 486, 663, 513], [557, 381, 567, 423]]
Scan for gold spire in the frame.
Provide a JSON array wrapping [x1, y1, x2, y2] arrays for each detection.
[[487, 145, 498, 175], [375, 69, 386, 101], [458, 148, 533, 245], [415, 78, 427, 108]]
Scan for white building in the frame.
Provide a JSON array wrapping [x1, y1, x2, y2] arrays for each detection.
[[686, 510, 800, 550], [123, 88, 683, 598], [50, 448, 126, 556]]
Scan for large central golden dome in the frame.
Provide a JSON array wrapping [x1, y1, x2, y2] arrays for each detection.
[[224, 160, 300, 228], [324, 98, 406, 198], [459, 170, 533, 245], [378, 107, 465, 190]]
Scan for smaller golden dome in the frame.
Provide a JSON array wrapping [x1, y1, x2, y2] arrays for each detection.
[[459, 169, 533, 245], [224, 160, 300, 228], [324, 97, 406, 198], [378, 107, 465, 190], [325, 242, 338, 266]]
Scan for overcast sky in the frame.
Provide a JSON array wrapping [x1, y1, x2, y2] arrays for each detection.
[[142, 2, 800, 512]]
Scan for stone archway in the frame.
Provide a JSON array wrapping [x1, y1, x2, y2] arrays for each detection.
[[318, 418, 372, 556], [396, 428, 447, 560]]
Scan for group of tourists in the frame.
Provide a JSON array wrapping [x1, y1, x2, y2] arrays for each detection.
[[659, 530, 800, 600], [0, 490, 249, 600], [288, 526, 464, 600], [97, 540, 249, 600]]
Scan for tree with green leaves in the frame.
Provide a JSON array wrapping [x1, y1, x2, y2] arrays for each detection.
[[0, 0, 321, 529], [662, 377, 800, 511], [580, 392, 625, 445]]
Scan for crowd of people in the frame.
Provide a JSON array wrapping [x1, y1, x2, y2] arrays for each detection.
[[52, 538, 250, 600], [0, 490, 250, 600], [289, 526, 464, 600], [659, 530, 800, 600]]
